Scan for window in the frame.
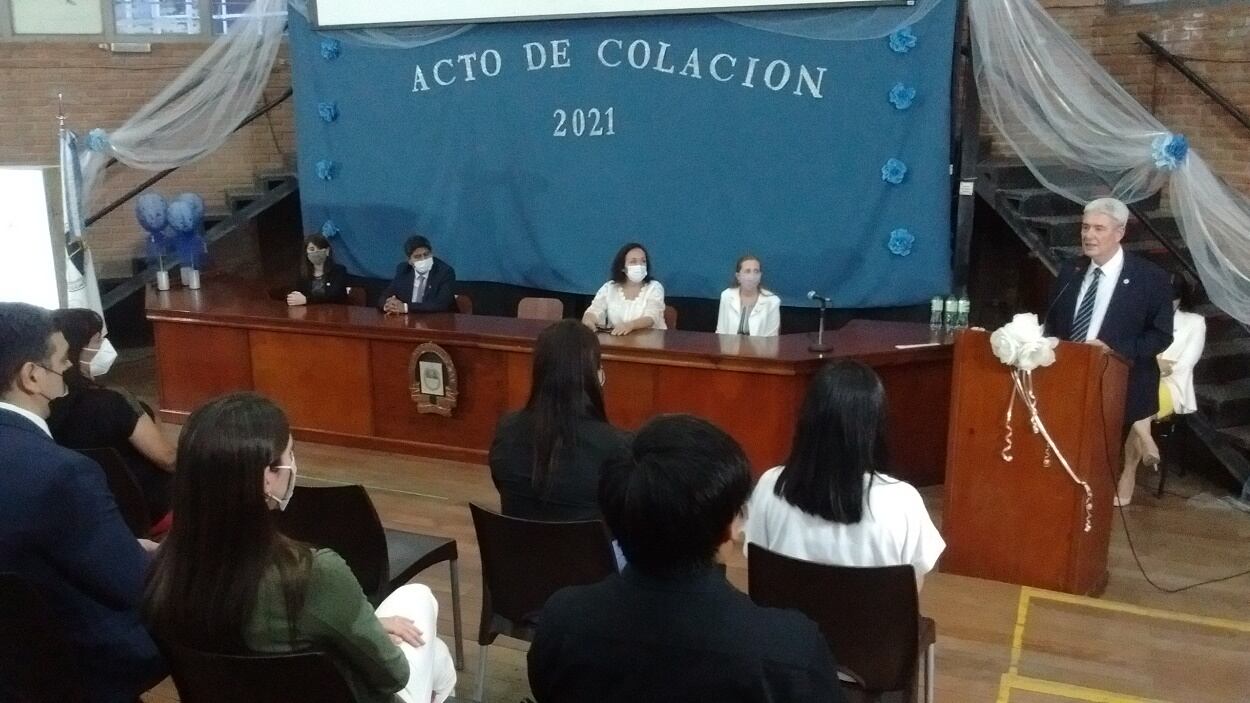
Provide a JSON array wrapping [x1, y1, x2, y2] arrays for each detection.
[[210, 0, 254, 34], [113, 0, 201, 35]]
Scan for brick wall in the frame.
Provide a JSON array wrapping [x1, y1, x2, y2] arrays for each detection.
[[0, 41, 294, 278], [986, 0, 1250, 197]]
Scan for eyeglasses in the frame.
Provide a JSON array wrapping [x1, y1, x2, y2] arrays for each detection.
[[36, 363, 65, 377]]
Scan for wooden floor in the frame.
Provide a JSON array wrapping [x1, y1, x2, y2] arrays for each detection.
[[112, 351, 1250, 703]]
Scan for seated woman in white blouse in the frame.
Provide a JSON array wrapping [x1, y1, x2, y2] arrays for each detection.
[[1118, 276, 1207, 505], [743, 360, 945, 589], [581, 242, 666, 336], [715, 254, 780, 336]]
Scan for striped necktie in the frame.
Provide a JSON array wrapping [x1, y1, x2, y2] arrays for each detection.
[[1069, 267, 1102, 342]]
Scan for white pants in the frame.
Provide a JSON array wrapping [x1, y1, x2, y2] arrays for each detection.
[[375, 584, 457, 703]]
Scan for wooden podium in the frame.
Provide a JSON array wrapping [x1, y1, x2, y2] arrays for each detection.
[[942, 329, 1127, 595]]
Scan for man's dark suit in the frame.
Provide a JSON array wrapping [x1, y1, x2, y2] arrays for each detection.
[[528, 565, 845, 703], [1045, 251, 1174, 423], [378, 257, 456, 313], [0, 409, 164, 702]]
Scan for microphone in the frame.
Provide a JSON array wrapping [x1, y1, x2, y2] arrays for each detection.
[[1042, 277, 1074, 337], [807, 290, 830, 304], [807, 291, 833, 353]]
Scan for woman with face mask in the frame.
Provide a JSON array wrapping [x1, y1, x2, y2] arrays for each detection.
[[144, 393, 457, 703], [581, 242, 667, 336], [47, 308, 177, 528], [716, 254, 781, 337], [287, 233, 349, 306]]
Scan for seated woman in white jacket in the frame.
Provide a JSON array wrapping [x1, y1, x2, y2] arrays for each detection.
[[581, 242, 666, 336], [743, 360, 945, 589], [716, 255, 781, 337], [1118, 276, 1207, 505]]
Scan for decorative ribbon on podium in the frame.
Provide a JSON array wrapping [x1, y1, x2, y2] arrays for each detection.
[[990, 314, 1094, 533]]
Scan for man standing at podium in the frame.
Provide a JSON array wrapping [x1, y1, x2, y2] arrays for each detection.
[[1044, 197, 1173, 505]]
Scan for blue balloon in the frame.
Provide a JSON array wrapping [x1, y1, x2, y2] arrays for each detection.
[[166, 199, 199, 236], [135, 192, 168, 233]]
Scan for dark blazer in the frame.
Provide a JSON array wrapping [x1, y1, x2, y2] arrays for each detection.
[[0, 409, 164, 702], [489, 410, 629, 522], [379, 257, 456, 313], [294, 262, 349, 304], [1045, 251, 1174, 423], [528, 565, 845, 703]]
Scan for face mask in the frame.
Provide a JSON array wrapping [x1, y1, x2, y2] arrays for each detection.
[[36, 363, 69, 402], [626, 264, 647, 283], [412, 258, 434, 275], [737, 272, 761, 289], [307, 249, 330, 266], [81, 339, 118, 379], [266, 459, 298, 511]]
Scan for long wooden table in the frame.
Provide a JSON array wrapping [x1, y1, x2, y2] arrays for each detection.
[[147, 282, 953, 484]]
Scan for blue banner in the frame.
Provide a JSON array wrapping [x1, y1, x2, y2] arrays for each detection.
[[290, 4, 956, 307]]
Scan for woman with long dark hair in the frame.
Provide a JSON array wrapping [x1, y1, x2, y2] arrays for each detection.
[[581, 242, 667, 335], [48, 308, 176, 525], [742, 361, 944, 587], [489, 320, 628, 520], [143, 393, 456, 703], [286, 233, 349, 306]]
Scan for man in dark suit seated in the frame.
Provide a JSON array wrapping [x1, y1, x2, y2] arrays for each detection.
[[1044, 197, 1174, 505], [527, 414, 845, 703], [0, 302, 164, 702], [380, 234, 458, 314]]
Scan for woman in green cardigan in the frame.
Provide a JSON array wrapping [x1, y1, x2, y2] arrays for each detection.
[[143, 393, 455, 702]]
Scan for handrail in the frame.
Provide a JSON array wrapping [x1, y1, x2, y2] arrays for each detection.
[[1138, 32, 1250, 136], [1126, 201, 1198, 279], [84, 87, 294, 226]]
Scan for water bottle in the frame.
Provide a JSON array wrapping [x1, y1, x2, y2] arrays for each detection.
[[957, 296, 971, 328], [943, 295, 959, 329], [929, 296, 944, 329]]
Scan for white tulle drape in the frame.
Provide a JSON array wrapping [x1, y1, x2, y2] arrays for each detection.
[[968, 0, 1250, 325], [81, 0, 287, 205]]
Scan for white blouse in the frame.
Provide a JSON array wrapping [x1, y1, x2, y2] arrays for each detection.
[[1160, 310, 1206, 415], [716, 288, 781, 336], [743, 467, 945, 578], [584, 280, 667, 330]]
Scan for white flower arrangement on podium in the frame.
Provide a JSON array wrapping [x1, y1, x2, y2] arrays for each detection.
[[989, 314, 1093, 532]]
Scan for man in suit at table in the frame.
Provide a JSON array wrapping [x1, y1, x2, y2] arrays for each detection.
[[1043, 197, 1174, 505], [380, 234, 457, 314], [0, 302, 164, 702]]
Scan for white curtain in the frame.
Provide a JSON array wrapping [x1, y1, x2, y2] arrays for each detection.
[[968, 0, 1250, 325]]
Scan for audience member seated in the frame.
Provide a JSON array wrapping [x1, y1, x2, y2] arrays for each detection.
[[1118, 275, 1207, 505], [381, 235, 457, 314], [143, 392, 456, 703], [48, 308, 177, 525], [744, 361, 945, 589], [528, 413, 844, 703], [0, 302, 164, 702], [716, 254, 781, 336], [581, 242, 667, 335], [490, 320, 628, 521], [286, 233, 349, 306]]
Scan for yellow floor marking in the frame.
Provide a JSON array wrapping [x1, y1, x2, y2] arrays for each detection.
[[1002, 673, 1172, 703], [1022, 587, 1250, 633]]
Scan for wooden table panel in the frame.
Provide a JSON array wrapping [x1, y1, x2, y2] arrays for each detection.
[[369, 340, 513, 462], [153, 321, 252, 415], [250, 330, 373, 436]]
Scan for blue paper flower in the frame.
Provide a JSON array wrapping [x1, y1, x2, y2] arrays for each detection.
[[320, 38, 341, 60], [888, 228, 915, 256], [1151, 132, 1188, 171], [317, 102, 339, 123], [889, 83, 916, 110], [881, 158, 908, 185], [315, 159, 337, 181], [321, 220, 340, 238], [86, 128, 110, 153], [889, 27, 917, 54]]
